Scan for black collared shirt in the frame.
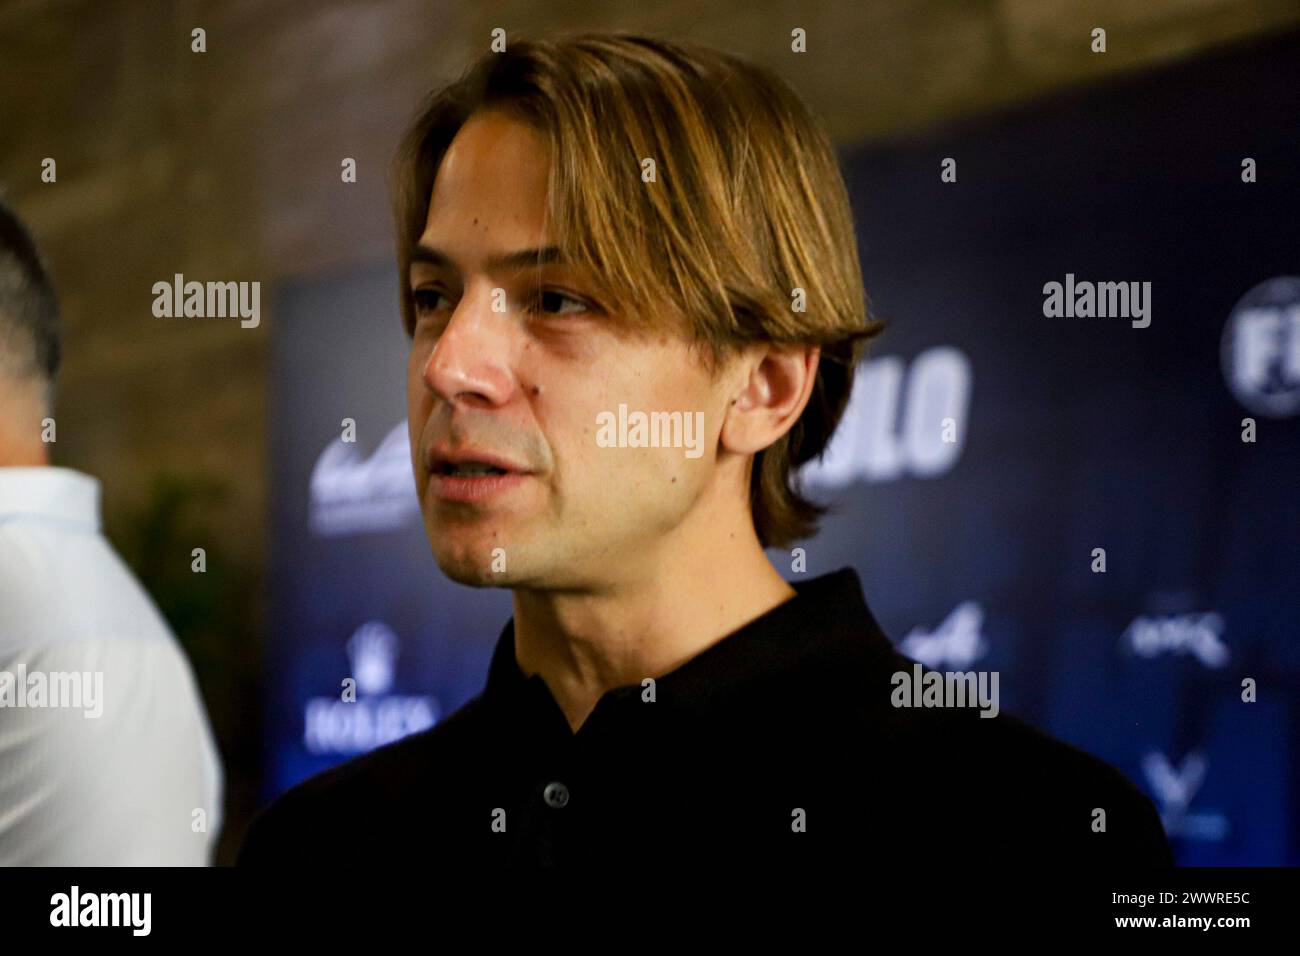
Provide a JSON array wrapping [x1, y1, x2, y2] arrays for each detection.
[[238, 568, 1173, 871]]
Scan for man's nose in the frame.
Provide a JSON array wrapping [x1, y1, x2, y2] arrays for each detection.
[[421, 287, 515, 409]]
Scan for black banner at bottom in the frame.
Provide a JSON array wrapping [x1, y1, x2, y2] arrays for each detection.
[[0, 865, 1290, 940]]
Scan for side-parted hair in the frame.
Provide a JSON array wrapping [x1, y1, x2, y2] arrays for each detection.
[[392, 33, 885, 548], [0, 196, 60, 411]]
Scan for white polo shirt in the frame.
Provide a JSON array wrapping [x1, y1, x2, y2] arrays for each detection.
[[0, 466, 223, 864]]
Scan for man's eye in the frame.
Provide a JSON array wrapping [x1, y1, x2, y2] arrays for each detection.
[[529, 289, 594, 316], [412, 288, 450, 315]]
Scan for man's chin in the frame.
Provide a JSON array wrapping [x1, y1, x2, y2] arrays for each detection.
[[431, 548, 518, 588], [439, 564, 510, 588]]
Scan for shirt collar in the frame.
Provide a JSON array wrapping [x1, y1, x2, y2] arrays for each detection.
[[482, 566, 896, 716], [0, 466, 102, 532]]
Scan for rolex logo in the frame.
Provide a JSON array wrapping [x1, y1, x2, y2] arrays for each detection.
[[346, 621, 399, 696]]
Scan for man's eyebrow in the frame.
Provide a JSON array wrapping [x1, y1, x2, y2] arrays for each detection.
[[408, 244, 567, 273]]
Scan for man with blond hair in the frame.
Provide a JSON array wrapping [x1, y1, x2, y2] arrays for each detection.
[[240, 33, 1172, 872]]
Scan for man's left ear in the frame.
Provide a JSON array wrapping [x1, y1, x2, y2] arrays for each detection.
[[719, 344, 820, 455]]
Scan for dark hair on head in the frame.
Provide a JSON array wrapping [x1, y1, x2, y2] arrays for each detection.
[[0, 196, 61, 405]]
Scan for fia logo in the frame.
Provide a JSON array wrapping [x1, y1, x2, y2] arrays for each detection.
[[1221, 276, 1300, 418], [897, 601, 988, 669]]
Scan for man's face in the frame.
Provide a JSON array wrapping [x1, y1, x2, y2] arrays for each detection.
[[406, 109, 731, 589]]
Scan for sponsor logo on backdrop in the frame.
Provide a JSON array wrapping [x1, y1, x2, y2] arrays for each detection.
[[309, 422, 420, 536], [897, 601, 988, 669], [801, 346, 971, 489], [1122, 611, 1228, 668], [1221, 275, 1300, 418], [302, 621, 439, 755], [1143, 751, 1229, 842]]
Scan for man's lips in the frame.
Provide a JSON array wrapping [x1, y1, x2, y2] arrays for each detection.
[[428, 470, 530, 503], [424, 445, 534, 505], [424, 444, 533, 476]]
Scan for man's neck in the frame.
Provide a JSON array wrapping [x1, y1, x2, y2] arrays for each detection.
[[510, 524, 796, 734], [0, 444, 48, 466], [0, 384, 51, 466]]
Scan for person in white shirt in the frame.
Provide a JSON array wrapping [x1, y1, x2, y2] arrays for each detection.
[[0, 198, 223, 865]]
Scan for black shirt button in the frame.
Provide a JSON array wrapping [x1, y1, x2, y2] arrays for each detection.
[[543, 781, 570, 809]]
